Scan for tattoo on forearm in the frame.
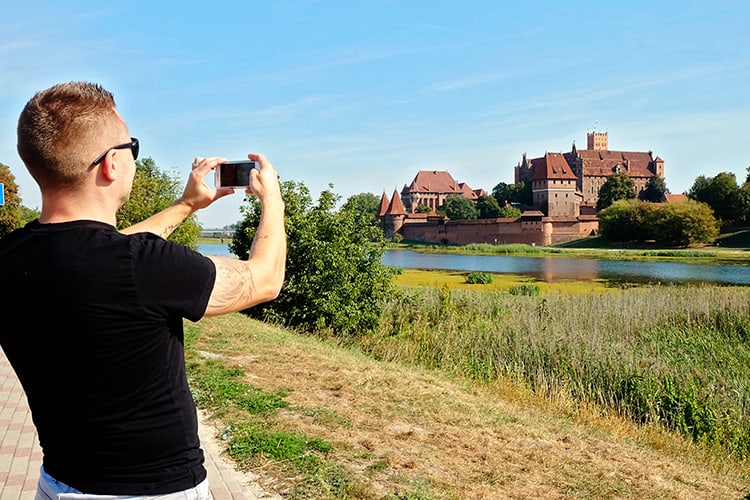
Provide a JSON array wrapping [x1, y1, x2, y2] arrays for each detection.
[[161, 223, 178, 238], [209, 258, 258, 313]]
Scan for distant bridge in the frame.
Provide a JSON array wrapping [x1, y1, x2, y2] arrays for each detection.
[[200, 230, 235, 239]]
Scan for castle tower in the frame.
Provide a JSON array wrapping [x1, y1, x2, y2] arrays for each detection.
[[377, 191, 390, 217], [381, 189, 406, 238], [530, 152, 579, 217], [587, 131, 608, 151]]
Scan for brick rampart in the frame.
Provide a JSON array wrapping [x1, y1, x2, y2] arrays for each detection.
[[399, 217, 598, 246]]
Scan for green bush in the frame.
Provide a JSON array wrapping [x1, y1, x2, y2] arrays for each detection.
[[508, 284, 540, 296], [231, 181, 397, 336], [466, 271, 493, 284], [599, 199, 719, 246]]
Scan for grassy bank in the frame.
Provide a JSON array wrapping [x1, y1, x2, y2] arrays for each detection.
[[363, 282, 750, 461], [185, 279, 750, 498]]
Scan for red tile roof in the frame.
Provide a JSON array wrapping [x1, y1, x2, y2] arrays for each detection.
[[386, 189, 406, 215], [530, 152, 577, 181], [377, 191, 390, 217], [664, 193, 688, 203], [574, 150, 655, 178], [405, 170, 477, 199]]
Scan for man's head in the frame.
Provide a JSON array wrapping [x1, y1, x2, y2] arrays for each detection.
[[17, 81, 134, 193]]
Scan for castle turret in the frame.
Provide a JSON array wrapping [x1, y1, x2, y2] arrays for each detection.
[[377, 191, 390, 217], [587, 131, 608, 151], [381, 189, 406, 238]]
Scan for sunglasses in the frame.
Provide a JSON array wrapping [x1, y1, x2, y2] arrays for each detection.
[[91, 137, 139, 165]]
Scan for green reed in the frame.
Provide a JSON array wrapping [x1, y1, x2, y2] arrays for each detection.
[[361, 284, 750, 460]]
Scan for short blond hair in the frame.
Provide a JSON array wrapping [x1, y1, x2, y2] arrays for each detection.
[[17, 81, 123, 190]]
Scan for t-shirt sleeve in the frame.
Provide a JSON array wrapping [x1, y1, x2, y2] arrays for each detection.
[[132, 236, 217, 322]]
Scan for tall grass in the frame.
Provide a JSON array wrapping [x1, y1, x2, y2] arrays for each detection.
[[360, 284, 750, 460], [462, 243, 556, 255]]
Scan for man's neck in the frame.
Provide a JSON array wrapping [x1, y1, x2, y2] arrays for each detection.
[[38, 194, 117, 226]]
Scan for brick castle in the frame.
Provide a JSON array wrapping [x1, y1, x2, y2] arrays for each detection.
[[378, 132, 665, 246]]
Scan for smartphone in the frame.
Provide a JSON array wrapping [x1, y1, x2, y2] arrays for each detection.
[[215, 160, 259, 188]]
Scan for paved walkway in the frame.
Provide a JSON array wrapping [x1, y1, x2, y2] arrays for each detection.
[[0, 349, 279, 500]]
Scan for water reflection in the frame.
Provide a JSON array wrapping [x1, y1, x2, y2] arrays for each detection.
[[540, 257, 599, 282], [198, 245, 750, 286], [382, 249, 750, 286]]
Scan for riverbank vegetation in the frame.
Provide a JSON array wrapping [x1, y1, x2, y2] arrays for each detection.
[[186, 279, 750, 498], [362, 282, 750, 460]]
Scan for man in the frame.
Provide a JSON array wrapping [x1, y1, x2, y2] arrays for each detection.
[[0, 81, 286, 498]]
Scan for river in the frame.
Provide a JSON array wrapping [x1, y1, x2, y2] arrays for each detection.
[[197, 244, 750, 286]]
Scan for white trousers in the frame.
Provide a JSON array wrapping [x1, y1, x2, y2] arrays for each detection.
[[35, 466, 213, 500]]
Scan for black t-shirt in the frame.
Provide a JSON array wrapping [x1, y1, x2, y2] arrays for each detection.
[[0, 220, 216, 495]]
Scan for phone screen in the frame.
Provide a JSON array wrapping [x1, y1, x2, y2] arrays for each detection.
[[217, 161, 256, 188]]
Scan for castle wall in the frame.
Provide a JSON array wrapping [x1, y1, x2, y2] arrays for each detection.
[[399, 217, 596, 246], [544, 218, 599, 244]]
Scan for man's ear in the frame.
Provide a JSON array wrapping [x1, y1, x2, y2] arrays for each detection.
[[97, 152, 118, 183]]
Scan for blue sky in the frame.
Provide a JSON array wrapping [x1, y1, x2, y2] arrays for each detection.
[[2, 1, 749, 228]]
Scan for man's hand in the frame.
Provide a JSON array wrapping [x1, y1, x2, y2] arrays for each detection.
[[120, 156, 234, 238], [244, 153, 283, 206], [179, 156, 235, 211], [203, 152, 286, 317]]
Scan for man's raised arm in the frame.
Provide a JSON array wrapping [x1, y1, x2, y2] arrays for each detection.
[[203, 153, 286, 316], [120, 156, 233, 238]]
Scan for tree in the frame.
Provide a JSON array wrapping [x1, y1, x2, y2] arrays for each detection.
[[497, 205, 522, 218], [0, 163, 25, 237], [598, 198, 719, 246], [230, 181, 397, 336], [739, 176, 750, 224], [639, 175, 669, 202], [649, 200, 720, 246], [476, 194, 502, 218], [596, 172, 636, 211], [492, 181, 531, 207], [442, 194, 478, 220], [491, 182, 512, 206], [20, 206, 40, 225], [688, 171, 741, 223], [687, 175, 711, 200], [598, 199, 656, 242], [510, 181, 533, 206], [117, 157, 201, 248], [478, 193, 521, 219], [341, 192, 380, 223]]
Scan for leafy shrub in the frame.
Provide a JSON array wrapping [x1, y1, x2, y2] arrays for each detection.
[[231, 181, 397, 336], [598, 199, 719, 246], [507, 284, 540, 296], [466, 272, 493, 284]]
